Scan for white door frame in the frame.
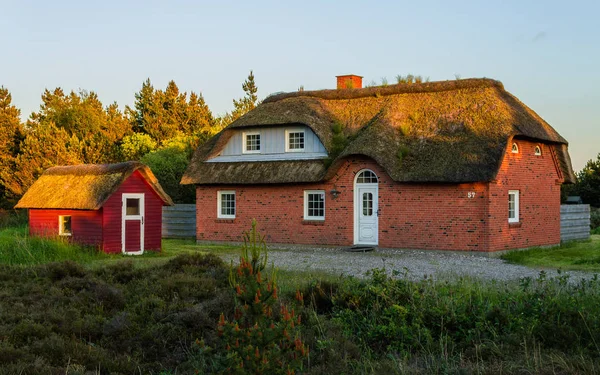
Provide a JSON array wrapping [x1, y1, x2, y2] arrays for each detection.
[[353, 170, 379, 245], [122, 193, 145, 255]]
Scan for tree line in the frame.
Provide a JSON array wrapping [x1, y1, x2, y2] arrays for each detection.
[[562, 155, 600, 208], [0, 71, 259, 207]]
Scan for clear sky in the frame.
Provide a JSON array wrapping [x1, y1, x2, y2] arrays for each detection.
[[1, 0, 598, 171]]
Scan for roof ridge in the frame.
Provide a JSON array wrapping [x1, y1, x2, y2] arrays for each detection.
[[44, 161, 143, 176], [263, 78, 504, 104]]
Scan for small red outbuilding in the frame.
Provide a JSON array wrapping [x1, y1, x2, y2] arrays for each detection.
[[15, 162, 174, 254]]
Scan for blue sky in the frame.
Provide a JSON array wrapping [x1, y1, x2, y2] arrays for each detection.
[[1, 0, 598, 170]]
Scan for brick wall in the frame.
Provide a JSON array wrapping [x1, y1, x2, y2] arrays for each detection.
[[197, 156, 486, 251], [486, 140, 562, 251], [196, 143, 562, 252]]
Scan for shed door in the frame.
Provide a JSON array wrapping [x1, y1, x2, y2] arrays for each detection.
[[122, 193, 145, 255]]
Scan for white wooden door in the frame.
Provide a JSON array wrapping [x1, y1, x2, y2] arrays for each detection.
[[355, 186, 378, 245], [122, 193, 145, 255]]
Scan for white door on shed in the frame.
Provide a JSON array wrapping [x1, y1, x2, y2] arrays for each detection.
[[122, 193, 145, 255]]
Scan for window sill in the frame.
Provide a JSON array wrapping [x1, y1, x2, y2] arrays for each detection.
[[215, 219, 235, 224], [508, 222, 522, 228], [302, 220, 325, 226]]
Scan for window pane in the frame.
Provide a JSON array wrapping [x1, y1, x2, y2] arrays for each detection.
[[306, 192, 325, 219], [245, 134, 260, 151], [357, 170, 378, 184], [61, 216, 72, 235], [288, 132, 305, 150], [508, 193, 517, 221], [363, 192, 373, 216], [126, 199, 140, 215], [220, 193, 236, 217]]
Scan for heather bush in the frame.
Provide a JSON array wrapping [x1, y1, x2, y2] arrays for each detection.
[[0, 253, 231, 374]]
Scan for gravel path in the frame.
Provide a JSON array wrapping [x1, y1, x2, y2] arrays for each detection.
[[222, 246, 596, 282]]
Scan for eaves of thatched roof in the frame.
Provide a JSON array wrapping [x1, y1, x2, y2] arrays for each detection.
[[16, 161, 174, 210], [182, 78, 575, 185]]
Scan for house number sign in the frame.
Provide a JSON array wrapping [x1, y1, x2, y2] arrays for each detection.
[[467, 192, 476, 198]]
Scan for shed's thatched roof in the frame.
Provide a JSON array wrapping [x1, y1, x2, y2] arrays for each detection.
[[182, 78, 575, 185], [16, 162, 174, 210]]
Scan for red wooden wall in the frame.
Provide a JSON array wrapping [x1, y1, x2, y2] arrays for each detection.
[[28, 209, 103, 247], [101, 170, 164, 253]]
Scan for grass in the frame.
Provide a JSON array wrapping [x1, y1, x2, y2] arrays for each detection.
[[1, 220, 600, 373], [0, 226, 109, 265], [501, 235, 600, 272], [0, 226, 241, 267]]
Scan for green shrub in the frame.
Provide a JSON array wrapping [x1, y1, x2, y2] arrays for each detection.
[[591, 208, 600, 230], [0, 210, 27, 228], [141, 146, 196, 203], [325, 269, 600, 363]]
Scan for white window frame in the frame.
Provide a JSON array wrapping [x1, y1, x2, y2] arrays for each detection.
[[242, 131, 261, 154], [285, 129, 305, 152], [217, 190, 236, 219], [508, 190, 520, 223], [534, 145, 542, 156], [304, 190, 325, 221], [511, 143, 519, 154], [59, 215, 72, 236]]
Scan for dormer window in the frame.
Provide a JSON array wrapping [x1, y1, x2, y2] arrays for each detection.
[[243, 132, 261, 154], [285, 129, 305, 152], [534, 145, 542, 156], [511, 143, 519, 154]]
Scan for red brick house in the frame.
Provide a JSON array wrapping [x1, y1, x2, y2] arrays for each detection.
[[16, 162, 174, 254], [182, 77, 575, 252]]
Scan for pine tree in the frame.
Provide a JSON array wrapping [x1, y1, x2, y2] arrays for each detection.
[[127, 79, 216, 143], [218, 70, 259, 128], [0, 87, 24, 204], [196, 220, 308, 374], [28, 88, 129, 164]]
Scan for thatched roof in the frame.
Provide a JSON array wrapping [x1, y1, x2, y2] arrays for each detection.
[[182, 78, 575, 185], [16, 162, 174, 210]]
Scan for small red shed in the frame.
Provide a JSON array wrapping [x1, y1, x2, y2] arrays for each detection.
[[15, 162, 174, 254]]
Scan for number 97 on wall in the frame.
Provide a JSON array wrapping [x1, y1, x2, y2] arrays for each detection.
[[467, 192, 476, 199]]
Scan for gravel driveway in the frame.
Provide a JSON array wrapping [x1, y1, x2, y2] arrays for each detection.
[[223, 246, 596, 282]]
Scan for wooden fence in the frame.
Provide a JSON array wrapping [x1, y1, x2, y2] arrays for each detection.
[[162, 204, 196, 238], [560, 204, 590, 242], [163, 203, 590, 242]]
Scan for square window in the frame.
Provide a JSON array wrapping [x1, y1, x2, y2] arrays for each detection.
[[218, 191, 236, 219], [126, 198, 140, 216], [304, 190, 325, 220], [286, 130, 305, 152], [508, 190, 519, 223], [59, 215, 72, 236], [243, 132, 261, 153]]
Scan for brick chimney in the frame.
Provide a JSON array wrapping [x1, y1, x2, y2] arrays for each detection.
[[336, 74, 363, 89]]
